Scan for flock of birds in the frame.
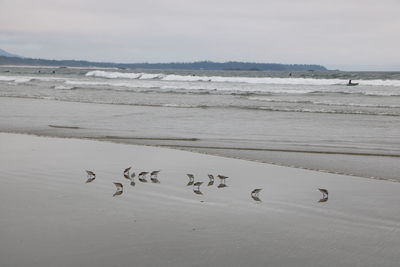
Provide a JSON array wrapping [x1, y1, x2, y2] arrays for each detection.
[[85, 169, 329, 202]]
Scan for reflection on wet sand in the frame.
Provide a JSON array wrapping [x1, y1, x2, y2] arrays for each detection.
[[217, 183, 228, 188], [151, 177, 160, 184], [113, 190, 123, 197], [193, 189, 203, 195], [318, 196, 328, 203]]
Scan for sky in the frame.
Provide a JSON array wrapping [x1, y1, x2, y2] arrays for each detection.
[[1, 0, 399, 71]]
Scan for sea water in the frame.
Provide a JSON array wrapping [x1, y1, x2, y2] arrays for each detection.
[[0, 66, 399, 181]]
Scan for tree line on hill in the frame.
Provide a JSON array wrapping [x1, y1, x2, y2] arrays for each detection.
[[0, 56, 327, 71]]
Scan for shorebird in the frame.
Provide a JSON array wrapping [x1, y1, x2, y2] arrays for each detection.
[[113, 182, 123, 197], [217, 175, 228, 188], [251, 189, 262, 202], [85, 170, 96, 183], [217, 175, 228, 180], [318, 188, 329, 198], [113, 182, 123, 191], [193, 181, 203, 190], [150, 170, 161, 183], [150, 170, 160, 178], [207, 174, 214, 186], [186, 174, 194, 186], [251, 189, 262, 197], [138, 172, 149, 183], [123, 167, 131, 178]]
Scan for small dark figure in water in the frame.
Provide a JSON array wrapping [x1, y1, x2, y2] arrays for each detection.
[[348, 79, 352, 85]]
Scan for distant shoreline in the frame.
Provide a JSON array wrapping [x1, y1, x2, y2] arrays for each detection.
[[0, 55, 327, 71]]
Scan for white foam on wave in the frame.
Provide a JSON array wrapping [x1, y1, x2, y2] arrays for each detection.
[[86, 70, 164, 80], [84, 70, 400, 87]]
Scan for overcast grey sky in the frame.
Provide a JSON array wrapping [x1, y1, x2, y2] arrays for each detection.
[[1, 0, 399, 70]]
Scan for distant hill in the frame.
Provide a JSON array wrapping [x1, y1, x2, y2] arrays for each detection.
[[0, 51, 327, 71], [0, 48, 21, 58]]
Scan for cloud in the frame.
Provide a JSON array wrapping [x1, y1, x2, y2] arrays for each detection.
[[1, 0, 399, 70]]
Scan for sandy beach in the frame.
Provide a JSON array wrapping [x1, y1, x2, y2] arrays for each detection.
[[1, 133, 399, 267]]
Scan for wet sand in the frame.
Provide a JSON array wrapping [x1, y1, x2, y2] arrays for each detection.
[[0, 133, 399, 267], [1, 97, 399, 182]]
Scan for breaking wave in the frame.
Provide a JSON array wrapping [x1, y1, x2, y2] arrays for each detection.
[[85, 70, 400, 87]]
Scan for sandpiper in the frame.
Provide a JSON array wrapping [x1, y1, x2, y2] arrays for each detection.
[[187, 174, 194, 186], [150, 170, 161, 183], [138, 172, 149, 183], [193, 181, 203, 190], [150, 170, 160, 178], [113, 182, 123, 191], [318, 188, 329, 198], [207, 174, 214, 186], [113, 182, 123, 197], [251, 189, 262, 197], [217, 175, 228, 182], [318, 196, 328, 203], [123, 167, 131, 178], [85, 170, 96, 183]]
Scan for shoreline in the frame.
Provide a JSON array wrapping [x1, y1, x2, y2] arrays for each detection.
[[1, 132, 400, 267], [1, 129, 399, 183], [0, 96, 399, 182]]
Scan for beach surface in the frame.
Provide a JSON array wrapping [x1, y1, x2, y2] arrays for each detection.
[[1, 133, 399, 267]]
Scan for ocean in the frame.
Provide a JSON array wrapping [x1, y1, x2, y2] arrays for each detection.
[[1, 66, 399, 181]]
